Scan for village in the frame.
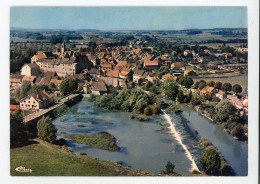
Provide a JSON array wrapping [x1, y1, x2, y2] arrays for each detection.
[[8, 4, 256, 178], [10, 37, 248, 116]]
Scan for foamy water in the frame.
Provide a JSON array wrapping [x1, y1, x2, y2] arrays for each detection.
[[162, 110, 200, 172]]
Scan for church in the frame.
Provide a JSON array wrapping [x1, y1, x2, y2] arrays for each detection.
[[31, 42, 92, 78]]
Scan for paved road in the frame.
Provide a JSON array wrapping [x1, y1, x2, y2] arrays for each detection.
[[23, 94, 80, 123]]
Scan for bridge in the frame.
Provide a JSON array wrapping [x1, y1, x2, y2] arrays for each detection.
[[23, 93, 81, 123]]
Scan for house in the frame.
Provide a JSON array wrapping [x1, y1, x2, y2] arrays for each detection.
[[142, 53, 155, 61], [10, 75, 24, 88], [119, 68, 133, 80], [87, 54, 100, 66], [116, 61, 129, 69], [222, 52, 233, 59], [22, 76, 36, 85], [33, 44, 91, 78], [184, 69, 197, 77], [227, 94, 243, 109], [49, 78, 63, 88], [184, 50, 191, 56], [162, 74, 178, 81], [143, 61, 159, 70], [106, 70, 119, 78], [201, 86, 217, 96], [133, 48, 142, 55], [41, 71, 57, 85], [100, 63, 113, 72], [31, 51, 55, 63], [21, 63, 40, 77], [243, 97, 248, 115], [10, 105, 20, 111], [171, 62, 182, 70], [146, 74, 160, 85], [133, 68, 145, 82], [215, 90, 227, 100], [90, 81, 108, 95], [20, 90, 54, 111], [87, 68, 102, 78]]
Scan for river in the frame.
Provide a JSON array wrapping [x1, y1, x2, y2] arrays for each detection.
[[52, 99, 248, 176]]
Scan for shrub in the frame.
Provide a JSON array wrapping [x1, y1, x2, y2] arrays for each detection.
[[165, 161, 175, 174], [80, 152, 87, 156], [37, 116, 57, 143], [144, 106, 151, 115], [200, 146, 221, 175]]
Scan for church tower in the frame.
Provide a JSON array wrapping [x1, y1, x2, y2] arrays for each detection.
[[61, 41, 66, 58]]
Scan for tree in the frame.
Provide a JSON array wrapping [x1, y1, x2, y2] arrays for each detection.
[[198, 81, 207, 90], [137, 78, 143, 86], [165, 161, 175, 174], [164, 79, 179, 100], [214, 100, 237, 122], [222, 83, 232, 92], [232, 84, 242, 95], [60, 78, 79, 95], [177, 90, 185, 103], [14, 81, 32, 100], [37, 116, 57, 143], [10, 111, 25, 147], [178, 77, 194, 88], [194, 81, 200, 89], [208, 81, 215, 87], [200, 146, 221, 175], [214, 82, 222, 91]]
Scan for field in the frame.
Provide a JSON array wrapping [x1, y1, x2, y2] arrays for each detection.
[[193, 73, 248, 94], [10, 139, 149, 176]]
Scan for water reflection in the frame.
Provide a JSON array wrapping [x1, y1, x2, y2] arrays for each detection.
[[178, 104, 248, 176]]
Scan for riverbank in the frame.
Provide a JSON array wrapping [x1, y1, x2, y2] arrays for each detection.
[[10, 138, 150, 176], [191, 104, 248, 144], [11, 138, 206, 176]]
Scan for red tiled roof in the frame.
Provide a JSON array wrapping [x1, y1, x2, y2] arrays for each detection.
[[185, 69, 197, 73], [144, 61, 158, 66], [101, 63, 112, 68], [202, 86, 215, 95], [22, 76, 36, 82], [120, 68, 131, 76], [172, 62, 181, 67], [10, 105, 19, 111], [106, 70, 119, 78]]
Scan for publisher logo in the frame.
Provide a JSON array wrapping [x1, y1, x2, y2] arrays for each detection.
[[15, 166, 32, 173]]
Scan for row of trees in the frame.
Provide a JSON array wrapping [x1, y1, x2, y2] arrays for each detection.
[[194, 80, 243, 94]]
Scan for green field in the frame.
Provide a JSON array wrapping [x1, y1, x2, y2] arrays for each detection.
[[194, 73, 248, 94], [10, 139, 149, 176]]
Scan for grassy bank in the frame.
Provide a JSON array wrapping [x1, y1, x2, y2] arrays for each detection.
[[65, 132, 120, 151], [10, 139, 148, 176]]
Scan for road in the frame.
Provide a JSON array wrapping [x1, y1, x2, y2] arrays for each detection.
[[23, 94, 80, 123]]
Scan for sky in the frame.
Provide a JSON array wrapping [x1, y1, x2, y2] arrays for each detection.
[[10, 7, 247, 30]]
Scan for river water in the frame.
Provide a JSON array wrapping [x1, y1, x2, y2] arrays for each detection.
[[52, 99, 248, 175]]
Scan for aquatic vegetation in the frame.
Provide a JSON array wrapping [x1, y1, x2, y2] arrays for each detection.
[[65, 132, 120, 151], [75, 118, 112, 124]]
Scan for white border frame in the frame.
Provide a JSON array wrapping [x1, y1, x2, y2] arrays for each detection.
[[1, 1, 259, 184]]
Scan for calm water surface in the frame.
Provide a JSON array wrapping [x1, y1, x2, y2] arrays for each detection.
[[52, 99, 248, 175]]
